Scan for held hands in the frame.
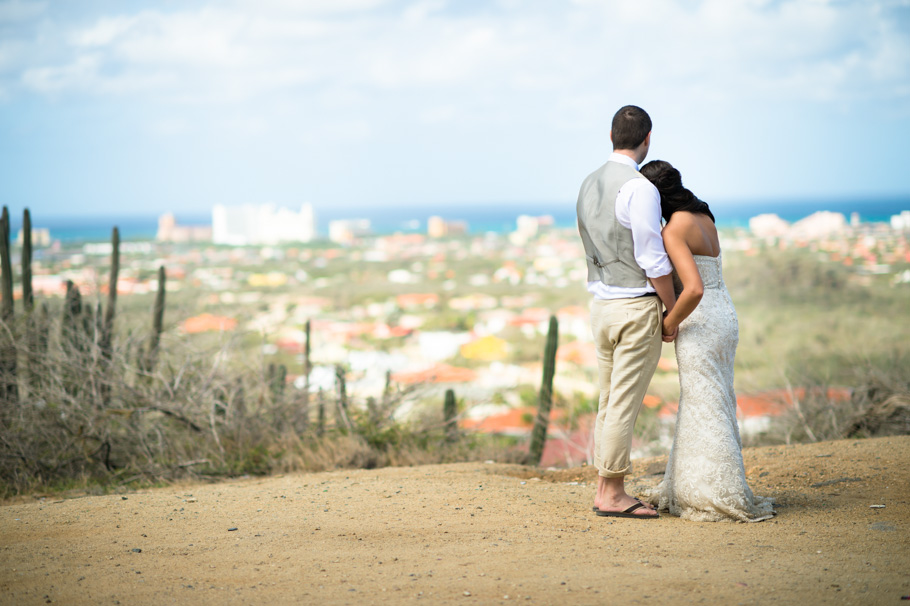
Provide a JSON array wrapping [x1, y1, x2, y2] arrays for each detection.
[[661, 311, 678, 343]]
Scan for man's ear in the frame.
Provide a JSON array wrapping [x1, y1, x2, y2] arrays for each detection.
[[644, 132, 651, 147], [609, 131, 614, 144]]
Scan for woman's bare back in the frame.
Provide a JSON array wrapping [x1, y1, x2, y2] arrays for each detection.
[[668, 211, 720, 257]]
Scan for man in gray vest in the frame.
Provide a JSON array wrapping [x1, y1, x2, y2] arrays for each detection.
[[577, 105, 677, 519]]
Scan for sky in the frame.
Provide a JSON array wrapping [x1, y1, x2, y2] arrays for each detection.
[[1, 0, 909, 220]]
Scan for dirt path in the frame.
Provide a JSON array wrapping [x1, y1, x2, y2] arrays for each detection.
[[1, 436, 908, 605]]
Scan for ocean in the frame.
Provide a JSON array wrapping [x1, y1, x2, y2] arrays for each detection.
[[16, 197, 910, 243]]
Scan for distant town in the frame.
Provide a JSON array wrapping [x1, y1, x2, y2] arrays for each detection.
[[12, 203, 910, 464], [155, 203, 476, 246]]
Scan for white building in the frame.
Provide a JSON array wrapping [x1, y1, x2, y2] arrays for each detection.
[[509, 214, 554, 245], [212, 203, 316, 245], [790, 211, 847, 240], [328, 219, 372, 245], [16, 227, 51, 247], [748, 213, 790, 239], [427, 216, 468, 238], [890, 210, 910, 231], [157, 212, 212, 243]]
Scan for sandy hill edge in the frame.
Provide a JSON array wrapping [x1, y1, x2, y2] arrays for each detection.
[[1, 436, 908, 606]]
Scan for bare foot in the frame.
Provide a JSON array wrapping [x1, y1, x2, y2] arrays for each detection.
[[594, 476, 657, 516]]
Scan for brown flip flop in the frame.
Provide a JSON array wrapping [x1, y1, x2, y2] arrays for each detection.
[[595, 500, 659, 519]]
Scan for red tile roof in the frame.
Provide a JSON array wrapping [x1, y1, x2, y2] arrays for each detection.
[[556, 341, 596, 366], [181, 313, 237, 334], [657, 388, 851, 419], [392, 364, 477, 385], [459, 406, 566, 433]]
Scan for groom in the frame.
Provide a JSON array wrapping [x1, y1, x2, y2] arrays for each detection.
[[576, 105, 677, 519]]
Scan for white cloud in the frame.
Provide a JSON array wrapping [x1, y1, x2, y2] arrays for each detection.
[[230, 0, 390, 16], [0, 0, 46, 22], [4, 0, 905, 113], [21, 54, 100, 93], [148, 116, 190, 137], [418, 104, 457, 124], [72, 14, 139, 47], [3, 0, 909, 210]]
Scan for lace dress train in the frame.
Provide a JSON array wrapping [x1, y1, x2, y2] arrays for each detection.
[[654, 254, 774, 522]]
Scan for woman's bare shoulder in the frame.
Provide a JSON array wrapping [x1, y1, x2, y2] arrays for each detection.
[[663, 212, 696, 234]]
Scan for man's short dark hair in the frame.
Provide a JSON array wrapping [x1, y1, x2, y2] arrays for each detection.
[[611, 105, 652, 150]]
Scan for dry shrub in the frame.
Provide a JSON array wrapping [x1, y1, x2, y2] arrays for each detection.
[[843, 358, 910, 437], [846, 393, 910, 437], [764, 348, 910, 445], [0, 309, 527, 497]]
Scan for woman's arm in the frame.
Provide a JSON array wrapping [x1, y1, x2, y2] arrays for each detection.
[[648, 274, 678, 342], [661, 216, 704, 336]]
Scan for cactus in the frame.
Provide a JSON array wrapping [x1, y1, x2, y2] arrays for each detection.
[[21, 209, 36, 397], [303, 320, 312, 382], [277, 364, 287, 396], [0, 206, 12, 321], [99, 227, 119, 362], [88, 301, 103, 406], [383, 369, 391, 406], [60, 280, 87, 399], [528, 315, 558, 466], [236, 378, 246, 416], [335, 364, 347, 410], [444, 388, 458, 443], [335, 364, 352, 431], [21, 209, 33, 313], [366, 396, 379, 425], [31, 302, 49, 393], [0, 206, 16, 404], [61, 280, 85, 353], [81, 304, 95, 348], [94, 302, 103, 344], [146, 266, 166, 371], [266, 364, 288, 432], [300, 319, 311, 431], [268, 363, 287, 402], [316, 388, 326, 436]]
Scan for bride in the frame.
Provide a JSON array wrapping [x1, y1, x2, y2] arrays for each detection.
[[639, 160, 775, 523]]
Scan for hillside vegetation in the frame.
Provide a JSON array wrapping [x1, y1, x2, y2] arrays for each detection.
[[1, 223, 908, 497]]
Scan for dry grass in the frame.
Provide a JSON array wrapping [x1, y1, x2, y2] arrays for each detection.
[[0, 308, 525, 498], [3, 246, 908, 497]]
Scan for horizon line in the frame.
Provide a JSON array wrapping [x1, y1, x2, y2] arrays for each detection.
[[14, 193, 910, 222]]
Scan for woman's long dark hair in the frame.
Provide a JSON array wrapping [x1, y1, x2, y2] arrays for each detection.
[[640, 160, 715, 224]]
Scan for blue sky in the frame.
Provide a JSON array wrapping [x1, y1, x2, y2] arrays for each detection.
[[1, 0, 909, 219]]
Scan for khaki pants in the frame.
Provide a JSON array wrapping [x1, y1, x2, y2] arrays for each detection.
[[590, 296, 663, 478]]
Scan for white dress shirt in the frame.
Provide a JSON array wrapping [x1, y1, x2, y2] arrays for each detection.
[[586, 153, 673, 300]]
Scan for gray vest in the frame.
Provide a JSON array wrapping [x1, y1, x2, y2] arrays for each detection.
[[576, 161, 649, 288]]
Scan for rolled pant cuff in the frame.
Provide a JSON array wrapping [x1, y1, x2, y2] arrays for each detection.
[[598, 465, 631, 479]]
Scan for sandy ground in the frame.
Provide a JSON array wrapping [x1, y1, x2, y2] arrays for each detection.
[[1, 436, 908, 606]]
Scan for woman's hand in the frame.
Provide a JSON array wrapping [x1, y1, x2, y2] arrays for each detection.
[[662, 312, 678, 342]]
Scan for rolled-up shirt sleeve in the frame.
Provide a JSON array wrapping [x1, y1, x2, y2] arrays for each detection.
[[626, 179, 673, 279]]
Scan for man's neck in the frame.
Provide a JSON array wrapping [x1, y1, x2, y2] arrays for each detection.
[[613, 149, 644, 165]]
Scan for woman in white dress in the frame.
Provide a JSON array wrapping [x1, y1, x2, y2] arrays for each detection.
[[640, 160, 775, 522]]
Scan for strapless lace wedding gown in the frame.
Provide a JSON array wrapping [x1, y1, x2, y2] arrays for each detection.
[[654, 254, 775, 522]]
